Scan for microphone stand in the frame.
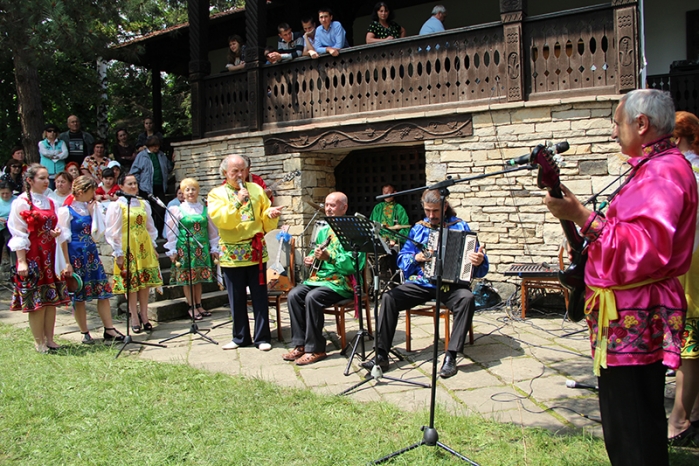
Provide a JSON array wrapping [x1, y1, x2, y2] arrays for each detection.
[[370, 166, 533, 464], [157, 202, 218, 346], [116, 194, 167, 358], [298, 203, 325, 282]]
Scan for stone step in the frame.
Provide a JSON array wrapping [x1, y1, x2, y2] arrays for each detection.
[[147, 290, 230, 322], [156, 280, 222, 301]]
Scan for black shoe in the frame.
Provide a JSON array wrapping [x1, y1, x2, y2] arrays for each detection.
[[103, 328, 125, 342], [81, 332, 95, 345], [439, 355, 458, 379], [361, 354, 389, 372]]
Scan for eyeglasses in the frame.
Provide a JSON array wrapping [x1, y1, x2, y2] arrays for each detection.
[[46, 129, 56, 133]]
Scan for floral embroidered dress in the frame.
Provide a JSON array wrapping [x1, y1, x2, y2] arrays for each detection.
[[58, 202, 112, 302], [7, 193, 70, 312], [303, 225, 365, 299], [164, 202, 220, 286], [580, 138, 698, 374], [207, 182, 278, 269], [105, 197, 162, 293]]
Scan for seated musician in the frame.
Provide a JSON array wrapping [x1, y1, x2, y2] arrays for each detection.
[[282, 192, 366, 365], [370, 184, 409, 277], [363, 189, 488, 378]]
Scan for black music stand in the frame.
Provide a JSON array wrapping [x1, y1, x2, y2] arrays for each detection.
[[324, 215, 383, 374], [115, 195, 167, 358], [330, 216, 430, 396]]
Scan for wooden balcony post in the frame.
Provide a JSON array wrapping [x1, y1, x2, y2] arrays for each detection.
[[612, 0, 638, 92], [245, 0, 267, 132], [500, 0, 527, 101], [188, 0, 211, 140]]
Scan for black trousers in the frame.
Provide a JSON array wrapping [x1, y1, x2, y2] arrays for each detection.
[[376, 282, 475, 354], [598, 361, 668, 466], [141, 185, 166, 237], [287, 284, 344, 353], [221, 265, 271, 346]]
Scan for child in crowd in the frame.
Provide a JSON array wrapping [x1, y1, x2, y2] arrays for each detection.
[[58, 176, 123, 343], [105, 173, 163, 333], [107, 160, 121, 184], [0, 181, 16, 270], [95, 167, 119, 202]]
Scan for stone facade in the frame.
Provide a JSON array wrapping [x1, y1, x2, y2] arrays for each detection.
[[172, 95, 623, 284]]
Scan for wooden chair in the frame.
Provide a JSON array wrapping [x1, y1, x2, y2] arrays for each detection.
[[323, 261, 373, 354], [405, 301, 474, 352], [519, 246, 569, 318], [249, 229, 295, 342]]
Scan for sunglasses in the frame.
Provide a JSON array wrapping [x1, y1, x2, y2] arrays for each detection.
[[46, 129, 57, 133]]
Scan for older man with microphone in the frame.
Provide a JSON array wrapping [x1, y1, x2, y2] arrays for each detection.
[[207, 154, 284, 351]]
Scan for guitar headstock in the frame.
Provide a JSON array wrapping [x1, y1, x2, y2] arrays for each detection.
[[283, 169, 301, 182], [530, 144, 561, 196]]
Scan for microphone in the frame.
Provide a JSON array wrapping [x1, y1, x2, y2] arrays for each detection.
[[115, 190, 141, 200], [565, 379, 598, 390], [146, 193, 167, 209], [505, 141, 570, 166], [237, 180, 249, 202], [354, 212, 367, 219]]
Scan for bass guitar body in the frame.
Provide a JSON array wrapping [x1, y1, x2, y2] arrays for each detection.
[[533, 144, 588, 322]]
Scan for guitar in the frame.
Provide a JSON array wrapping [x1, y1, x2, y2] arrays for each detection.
[[267, 225, 292, 291], [266, 169, 301, 196], [309, 234, 333, 278], [530, 143, 587, 322]]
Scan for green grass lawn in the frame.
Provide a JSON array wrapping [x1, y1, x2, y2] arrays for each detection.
[[0, 324, 696, 465]]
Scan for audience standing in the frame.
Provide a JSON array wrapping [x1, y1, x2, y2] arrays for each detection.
[[59, 115, 94, 166], [48, 171, 73, 207], [0, 181, 16, 269], [267, 23, 304, 64], [130, 136, 173, 236], [225, 35, 246, 72], [313, 8, 349, 57], [38, 124, 68, 190], [419, 5, 447, 35], [301, 17, 318, 58], [81, 139, 111, 182], [135, 118, 164, 153], [2, 159, 25, 195], [112, 127, 136, 172], [366, 2, 405, 44]]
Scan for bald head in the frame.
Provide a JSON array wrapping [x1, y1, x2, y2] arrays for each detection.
[[220, 154, 249, 186], [67, 115, 80, 132], [324, 192, 348, 217]]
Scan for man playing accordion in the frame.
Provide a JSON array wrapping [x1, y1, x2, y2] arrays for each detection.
[[364, 189, 488, 378]]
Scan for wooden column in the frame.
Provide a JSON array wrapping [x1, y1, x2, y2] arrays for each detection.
[[500, 0, 526, 102], [188, 0, 211, 140], [245, 0, 267, 132], [151, 65, 163, 132], [612, 0, 639, 92]]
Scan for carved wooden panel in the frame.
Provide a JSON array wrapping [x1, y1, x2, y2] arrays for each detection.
[[263, 114, 473, 155], [335, 146, 426, 224], [204, 71, 250, 134], [614, 5, 638, 92], [524, 7, 616, 96]]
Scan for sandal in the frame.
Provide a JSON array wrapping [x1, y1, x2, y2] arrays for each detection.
[[132, 323, 142, 334], [188, 306, 203, 321], [143, 321, 153, 332], [103, 328, 125, 342], [196, 303, 212, 317], [668, 426, 697, 447]]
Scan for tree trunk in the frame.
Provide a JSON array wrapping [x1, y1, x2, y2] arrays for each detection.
[[13, 46, 44, 164]]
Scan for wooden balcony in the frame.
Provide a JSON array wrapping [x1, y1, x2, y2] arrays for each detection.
[[200, 4, 637, 138]]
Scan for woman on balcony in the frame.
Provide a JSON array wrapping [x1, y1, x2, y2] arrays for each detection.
[[366, 2, 405, 44], [226, 35, 246, 72]]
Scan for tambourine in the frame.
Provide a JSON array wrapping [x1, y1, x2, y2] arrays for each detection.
[[63, 272, 83, 297]]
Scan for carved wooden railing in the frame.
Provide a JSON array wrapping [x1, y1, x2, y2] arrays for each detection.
[[262, 22, 506, 126], [646, 74, 671, 92], [200, 3, 636, 136], [523, 5, 618, 98]]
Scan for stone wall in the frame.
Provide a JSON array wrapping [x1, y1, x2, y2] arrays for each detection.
[[172, 95, 623, 284]]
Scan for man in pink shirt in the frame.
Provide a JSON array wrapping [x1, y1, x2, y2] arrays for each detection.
[[545, 89, 697, 465]]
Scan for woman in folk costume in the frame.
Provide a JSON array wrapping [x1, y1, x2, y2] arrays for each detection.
[[58, 175, 124, 344], [669, 111, 699, 444], [105, 172, 162, 333], [164, 178, 219, 320], [7, 164, 70, 352]]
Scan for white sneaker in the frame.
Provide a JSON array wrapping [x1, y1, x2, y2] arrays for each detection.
[[258, 342, 272, 352], [222, 341, 239, 350]]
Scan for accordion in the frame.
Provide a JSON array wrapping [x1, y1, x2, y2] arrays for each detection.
[[423, 229, 478, 286]]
